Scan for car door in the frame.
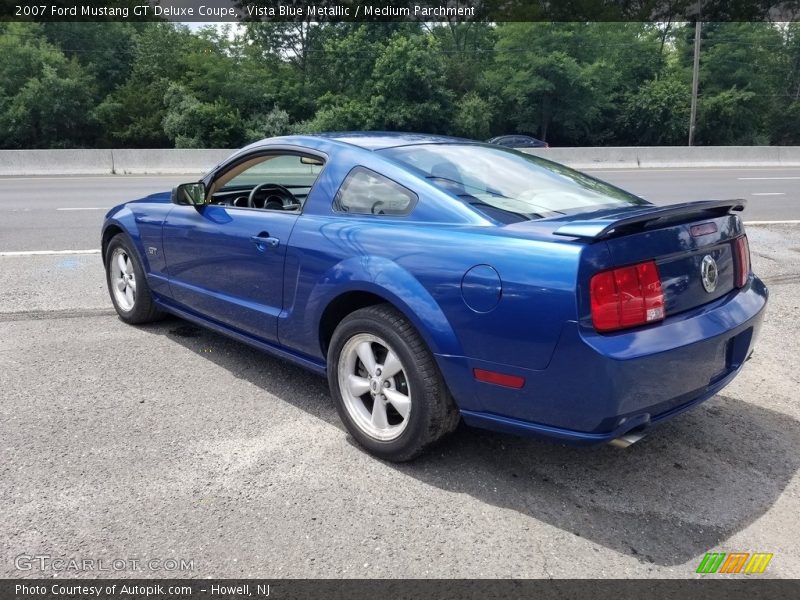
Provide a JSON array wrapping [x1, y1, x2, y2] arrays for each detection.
[[162, 151, 324, 343]]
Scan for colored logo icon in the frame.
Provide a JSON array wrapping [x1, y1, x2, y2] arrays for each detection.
[[696, 552, 773, 574]]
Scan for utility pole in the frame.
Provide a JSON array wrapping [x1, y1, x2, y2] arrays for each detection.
[[688, 19, 702, 146]]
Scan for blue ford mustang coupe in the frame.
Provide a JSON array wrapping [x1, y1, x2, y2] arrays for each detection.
[[102, 133, 768, 461]]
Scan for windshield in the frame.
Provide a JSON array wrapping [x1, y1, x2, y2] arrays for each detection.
[[379, 144, 648, 221]]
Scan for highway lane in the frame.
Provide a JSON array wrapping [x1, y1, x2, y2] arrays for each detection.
[[0, 175, 187, 252], [0, 167, 797, 252], [591, 167, 799, 221]]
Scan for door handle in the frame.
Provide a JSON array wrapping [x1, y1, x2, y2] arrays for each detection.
[[251, 233, 280, 251]]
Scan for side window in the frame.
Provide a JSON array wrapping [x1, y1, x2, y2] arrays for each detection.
[[334, 167, 417, 216], [223, 155, 323, 189], [209, 153, 325, 210]]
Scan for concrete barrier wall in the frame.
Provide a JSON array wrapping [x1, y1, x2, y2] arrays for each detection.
[[1, 146, 800, 176], [111, 149, 232, 174], [0, 149, 113, 176], [522, 146, 800, 169], [0, 149, 233, 176]]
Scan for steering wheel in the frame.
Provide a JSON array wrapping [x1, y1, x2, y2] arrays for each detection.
[[248, 183, 297, 209], [371, 200, 385, 215]]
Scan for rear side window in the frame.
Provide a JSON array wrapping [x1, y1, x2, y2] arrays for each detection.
[[334, 167, 417, 216]]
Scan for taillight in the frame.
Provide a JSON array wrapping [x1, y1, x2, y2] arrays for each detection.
[[734, 235, 751, 288], [590, 260, 665, 332]]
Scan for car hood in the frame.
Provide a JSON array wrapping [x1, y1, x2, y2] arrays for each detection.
[[105, 191, 172, 220], [128, 191, 172, 205]]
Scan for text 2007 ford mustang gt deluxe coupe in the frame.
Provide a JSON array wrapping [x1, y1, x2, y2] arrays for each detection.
[[102, 133, 767, 461]]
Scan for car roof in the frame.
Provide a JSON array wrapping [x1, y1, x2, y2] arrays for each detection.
[[245, 132, 477, 152], [321, 132, 477, 150]]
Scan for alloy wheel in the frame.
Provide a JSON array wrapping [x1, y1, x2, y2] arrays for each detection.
[[337, 333, 412, 441], [110, 248, 137, 311]]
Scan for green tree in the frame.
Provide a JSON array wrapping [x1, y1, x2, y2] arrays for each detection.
[[489, 24, 602, 144], [308, 25, 385, 101], [184, 25, 282, 117], [489, 23, 666, 145], [0, 23, 97, 148], [430, 22, 496, 96], [162, 83, 245, 148], [298, 97, 370, 133], [2, 20, 799, 149], [302, 31, 453, 134], [623, 74, 690, 145], [94, 23, 193, 146], [453, 92, 494, 140], [690, 23, 787, 144], [41, 22, 141, 96], [244, 107, 293, 142], [771, 22, 800, 144], [368, 34, 453, 132], [242, 20, 329, 121]]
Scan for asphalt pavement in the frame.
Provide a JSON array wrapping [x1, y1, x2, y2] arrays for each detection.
[[592, 167, 800, 221], [0, 175, 188, 252], [0, 167, 798, 252], [0, 169, 799, 578]]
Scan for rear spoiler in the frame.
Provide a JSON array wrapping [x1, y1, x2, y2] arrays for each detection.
[[553, 200, 746, 240]]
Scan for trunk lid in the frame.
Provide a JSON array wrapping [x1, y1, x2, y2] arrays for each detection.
[[554, 200, 747, 318], [602, 213, 743, 315]]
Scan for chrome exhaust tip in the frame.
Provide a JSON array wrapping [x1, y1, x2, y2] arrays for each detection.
[[608, 431, 647, 449]]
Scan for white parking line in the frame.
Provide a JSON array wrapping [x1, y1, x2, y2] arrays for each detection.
[[738, 176, 800, 180], [56, 207, 107, 211], [751, 192, 786, 196], [744, 220, 800, 225], [0, 175, 195, 181], [586, 168, 800, 173], [0, 249, 101, 257]]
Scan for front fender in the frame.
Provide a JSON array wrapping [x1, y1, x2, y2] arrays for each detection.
[[101, 198, 173, 296], [102, 207, 145, 263]]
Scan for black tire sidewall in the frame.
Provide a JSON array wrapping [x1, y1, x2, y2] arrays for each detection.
[[328, 310, 437, 461], [105, 234, 151, 324]]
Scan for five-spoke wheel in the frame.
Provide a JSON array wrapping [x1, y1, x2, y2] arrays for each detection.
[[104, 233, 163, 324], [110, 248, 137, 311], [338, 333, 412, 441], [328, 304, 460, 461]]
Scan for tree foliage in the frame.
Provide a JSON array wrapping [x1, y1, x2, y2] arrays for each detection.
[[0, 21, 799, 148], [0, 23, 97, 148]]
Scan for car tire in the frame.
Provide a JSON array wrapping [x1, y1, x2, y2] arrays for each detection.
[[105, 233, 164, 324], [327, 303, 460, 462]]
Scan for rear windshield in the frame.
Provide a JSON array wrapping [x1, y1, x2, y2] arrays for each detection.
[[379, 144, 648, 221]]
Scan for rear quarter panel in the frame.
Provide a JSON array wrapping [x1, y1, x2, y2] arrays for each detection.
[[281, 215, 586, 373]]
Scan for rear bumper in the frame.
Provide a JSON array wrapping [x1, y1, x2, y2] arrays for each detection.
[[436, 276, 768, 445], [458, 364, 742, 445]]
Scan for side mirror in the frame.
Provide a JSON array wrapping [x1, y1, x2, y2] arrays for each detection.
[[171, 182, 208, 206]]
